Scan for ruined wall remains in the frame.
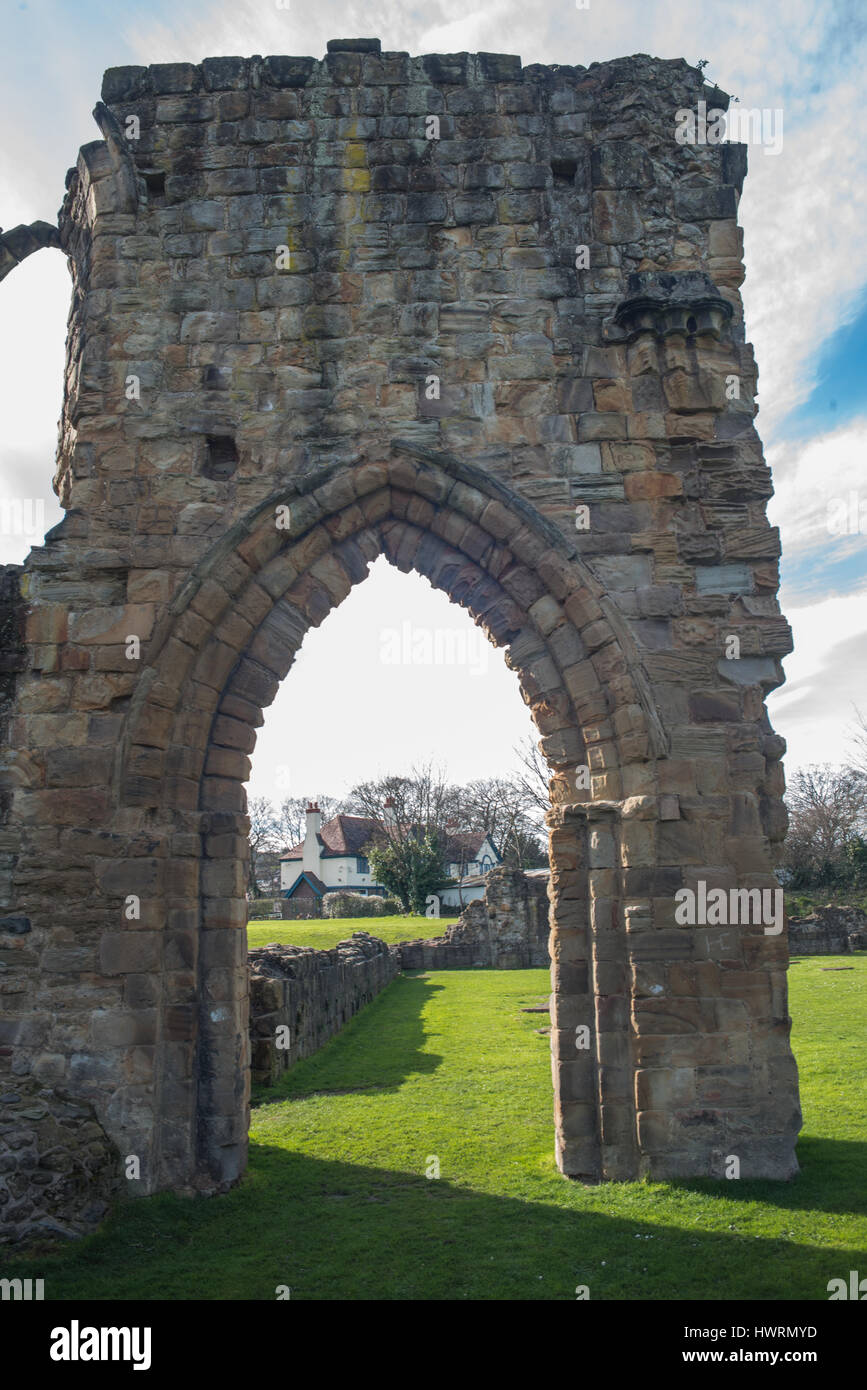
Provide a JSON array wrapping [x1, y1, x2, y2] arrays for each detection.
[[787, 906, 867, 956], [249, 931, 398, 1084], [0, 38, 803, 1240], [400, 866, 549, 968], [0, 1074, 121, 1246]]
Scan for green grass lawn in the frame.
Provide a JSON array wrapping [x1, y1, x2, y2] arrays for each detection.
[[246, 914, 452, 950], [5, 956, 865, 1300]]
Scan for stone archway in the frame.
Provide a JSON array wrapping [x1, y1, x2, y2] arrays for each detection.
[[0, 43, 801, 1242], [112, 446, 663, 1192]]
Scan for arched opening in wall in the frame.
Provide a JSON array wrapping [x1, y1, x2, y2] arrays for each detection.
[[242, 551, 556, 1110], [246, 555, 550, 905], [0, 249, 68, 564], [118, 456, 650, 1192]]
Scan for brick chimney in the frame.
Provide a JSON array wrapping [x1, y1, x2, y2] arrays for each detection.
[[302, 801, 322, 873], [383, 795, 397, 827]]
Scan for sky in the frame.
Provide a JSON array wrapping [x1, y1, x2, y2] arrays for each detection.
[[0, 0, 865, 807]]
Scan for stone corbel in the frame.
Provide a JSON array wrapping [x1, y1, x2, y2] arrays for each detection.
[[609, 270, 734, 342]]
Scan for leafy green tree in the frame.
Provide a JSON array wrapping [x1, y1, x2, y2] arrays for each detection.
[[368, 833, 449, 914]]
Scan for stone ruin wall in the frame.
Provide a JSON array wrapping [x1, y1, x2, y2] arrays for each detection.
[[0, 38, 803, 1241], [250, 870, 549, 1085], [401, 865, 549, 968], [787, 906, 867, 956], [249, 931, 398, 1085]]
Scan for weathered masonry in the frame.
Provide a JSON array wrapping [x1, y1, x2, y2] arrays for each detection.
[[0, 40, 801, 1242]]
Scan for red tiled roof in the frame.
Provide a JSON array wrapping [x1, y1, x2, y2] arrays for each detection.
[[280, 817, 497, 863], [443, 830, 491, 860], [280, 814, 381, 861]]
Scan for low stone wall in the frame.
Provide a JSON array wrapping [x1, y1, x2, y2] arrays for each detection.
[[399, 867, 550, 970], [249, 932, 399, 1085], [788, 905, 867, 955], [249, 871, 551, 1086]]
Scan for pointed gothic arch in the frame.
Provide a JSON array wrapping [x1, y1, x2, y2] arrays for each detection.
[[109, 444, 664, 1190]]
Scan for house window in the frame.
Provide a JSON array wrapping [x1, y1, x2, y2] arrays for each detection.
[[481, 856, 491, 871], [356, 856, 369, 874]]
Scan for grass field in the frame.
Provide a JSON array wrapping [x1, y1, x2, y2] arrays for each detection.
[[5, 955, 865, 1300], [246, 914, 451, 950]]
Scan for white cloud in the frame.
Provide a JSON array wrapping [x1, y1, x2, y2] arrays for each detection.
[[767, 417, 867, 579], [0, 245, 69, 563], [769, 587, 867, 772], [738, 75, 867, 437]]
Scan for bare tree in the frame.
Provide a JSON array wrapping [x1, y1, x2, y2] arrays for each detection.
[[459, 775, 546, 869], [512, 734, 551, 827], [342, 764, 458, 912], [850, 707, 867, 780], [276, 794, 345, 848], [783, 764, 867, 885], [343, 763, 460, 851], [248, 796, 280, 898]]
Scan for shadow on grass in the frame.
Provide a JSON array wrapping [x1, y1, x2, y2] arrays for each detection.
[[4, 1144, 866, 1302], [698, 1135, 867, 1218], [253, 973, 444, 1106], [5, 964, 863, 1300]]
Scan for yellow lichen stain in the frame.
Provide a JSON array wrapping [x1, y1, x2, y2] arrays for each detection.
[[342, 165, 370, 193], [282, 195, 304, 238], [343, 140, 367, 169], [278, 199, 305, 271]]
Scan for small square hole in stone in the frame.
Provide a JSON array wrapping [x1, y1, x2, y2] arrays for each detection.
[[202, 365, 230, 391], [142, 170, 166, 202], [203, 435, 238, 480], [551, 159, 578, 183]]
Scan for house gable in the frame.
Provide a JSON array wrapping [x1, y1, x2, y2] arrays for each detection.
[[283, 870, 327, 900]]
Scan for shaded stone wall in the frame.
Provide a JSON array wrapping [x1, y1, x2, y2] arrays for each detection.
[[0, 38, 803, 1238], [0, 1076, 121, 1246], [249, 931, 398, 1084], [400, 865, 549, 968], [787, 906, 867, 956]]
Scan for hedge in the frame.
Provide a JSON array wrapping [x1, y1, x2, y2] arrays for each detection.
[[323, 891, 403, 918]]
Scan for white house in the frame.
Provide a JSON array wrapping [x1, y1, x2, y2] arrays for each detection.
[[438, 830, 502, 908], [279, 803, 381, 915], [279, 802, 501, 916]]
